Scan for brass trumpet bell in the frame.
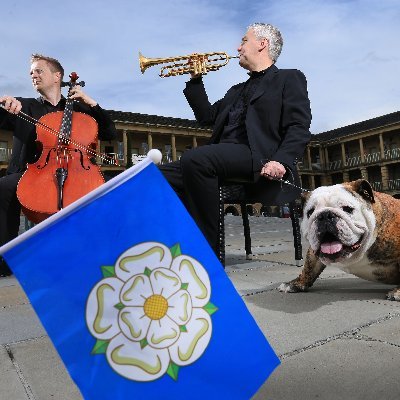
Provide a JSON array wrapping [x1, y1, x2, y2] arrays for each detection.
[[139, 52, 180, 74], [138, 51, 239, 78]]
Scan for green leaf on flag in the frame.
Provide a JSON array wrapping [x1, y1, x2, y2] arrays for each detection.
[[101, 265, 115, 278], [143, 267, 152, 277], [181, 282, 189, 290], [204, 302, 218, 315], [114, 302, 125, 310], [167, 361, 180, 381], [179, 325, 187, 332], [140, 338, 148, 349], [170, 243, 182, 258], [91, 339, 109, 355]]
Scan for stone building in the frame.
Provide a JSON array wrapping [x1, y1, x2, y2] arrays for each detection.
[[0, 110, 211, 179], [298, 110, 400, 198], [1, 109, 399, 218]]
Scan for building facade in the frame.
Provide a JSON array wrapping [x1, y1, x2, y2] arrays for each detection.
[[1, 109, 399, 214], [298, 111, 400, 199], [0, 110, 212, 179]]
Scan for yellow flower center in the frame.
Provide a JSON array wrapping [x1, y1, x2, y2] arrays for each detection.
[[144, 294, 168, 320]]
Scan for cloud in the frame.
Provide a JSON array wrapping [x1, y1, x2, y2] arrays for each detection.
[[0, 0, 399, 134]]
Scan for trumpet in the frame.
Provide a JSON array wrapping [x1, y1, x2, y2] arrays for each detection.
[[139, 51, 239, 78]]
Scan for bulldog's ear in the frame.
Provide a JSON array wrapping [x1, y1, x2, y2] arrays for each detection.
[[301, 191, 312, 211], [352, 179, 375, 203]]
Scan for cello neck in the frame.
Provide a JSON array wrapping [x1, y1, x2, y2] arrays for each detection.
[[59, 96, 74, 144], [59, 72, 84, 145]]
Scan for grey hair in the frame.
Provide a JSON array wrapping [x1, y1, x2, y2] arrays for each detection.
[[248, 23, 283, 62]]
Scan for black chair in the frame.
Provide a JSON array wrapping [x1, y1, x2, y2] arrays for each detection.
[[218, 183, 303, 267]]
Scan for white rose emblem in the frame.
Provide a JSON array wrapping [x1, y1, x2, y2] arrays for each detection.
[[86, 242, 217, 381]]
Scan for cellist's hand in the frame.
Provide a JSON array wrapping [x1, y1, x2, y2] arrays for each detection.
[[0, 96, 22, 114], [68, 85, 98, 107]]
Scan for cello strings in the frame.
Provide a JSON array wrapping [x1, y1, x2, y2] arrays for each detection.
[[0, 103, 118, 165]]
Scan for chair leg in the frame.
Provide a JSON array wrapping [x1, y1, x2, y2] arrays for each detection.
[[240, 203, 252, 259], [218, 188, 226, 267], [289, 201, 303, 266]]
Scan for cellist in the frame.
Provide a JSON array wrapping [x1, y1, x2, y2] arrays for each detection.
[[0, 54, 117, 277]]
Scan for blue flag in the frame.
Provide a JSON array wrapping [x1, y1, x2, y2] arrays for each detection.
[[0, 159, 279, 400]]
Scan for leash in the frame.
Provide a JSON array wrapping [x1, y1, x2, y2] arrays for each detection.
[[264, 172, 311, 193]]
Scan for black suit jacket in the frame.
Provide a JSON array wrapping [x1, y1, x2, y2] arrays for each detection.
[[0, 97, 117, 174], [183, 64, 312, 204]]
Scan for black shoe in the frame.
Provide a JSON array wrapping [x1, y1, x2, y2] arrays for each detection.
[[0, 257, 12, 277]]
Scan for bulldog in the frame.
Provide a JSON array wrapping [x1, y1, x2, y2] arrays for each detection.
[[279, 179, 400, 300]]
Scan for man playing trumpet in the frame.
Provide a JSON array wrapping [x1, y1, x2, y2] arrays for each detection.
[[160, 22, 312, 256]]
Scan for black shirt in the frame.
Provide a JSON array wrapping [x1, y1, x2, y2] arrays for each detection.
[[219, 69, 267, 144], [0, 96, 117, 174]]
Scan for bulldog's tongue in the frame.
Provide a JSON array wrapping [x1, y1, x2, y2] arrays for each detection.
[[320, 241, 343, 254]]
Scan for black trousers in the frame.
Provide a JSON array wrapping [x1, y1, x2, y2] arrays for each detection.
[[0, 172, 22, 247], [159, 143, 253, 254]]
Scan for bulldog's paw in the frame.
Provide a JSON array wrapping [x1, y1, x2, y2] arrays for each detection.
[[278, 281, 307, 293], [386, 288, 400, 301]]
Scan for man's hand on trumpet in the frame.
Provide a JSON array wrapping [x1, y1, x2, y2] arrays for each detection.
[[188, 54, 207, 79]]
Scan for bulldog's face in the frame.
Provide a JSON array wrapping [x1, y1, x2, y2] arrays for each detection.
[[301, 180, 377, 265]]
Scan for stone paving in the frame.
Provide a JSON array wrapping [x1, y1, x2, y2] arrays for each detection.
[[1, 215, 400, 399]]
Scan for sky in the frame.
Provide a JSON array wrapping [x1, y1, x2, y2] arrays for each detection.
[[0, 0, 399, 134]]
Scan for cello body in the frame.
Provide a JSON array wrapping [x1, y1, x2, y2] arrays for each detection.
[[17, 73, 105, 223]]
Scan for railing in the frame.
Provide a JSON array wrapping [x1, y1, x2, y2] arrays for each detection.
[[363, 152, 381, 164], [297, 161, 321, 171], [131, 154, 147, 165], [296, 161, 308, 170], [98, 153, 124, 166], [97, 152, 172, 166], [346, 155, 361, 167], [384, 147, 400, 161], [328, 159, 342, 170], [388, 179, 400, 191], [0, 148, 12, 163], [311, 162, 322, 170], [370, 181, 383, 191], [326, 151, 384, 171]]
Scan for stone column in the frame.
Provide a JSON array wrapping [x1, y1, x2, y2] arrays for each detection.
[[310, 175, 316, 190], [321, 174, 332, 186], [171, 134, 177, 161], [343, 171, 350, 182], [359, 138, 365, 163], [147, 132, 153, 150], [299, 174, 303, 189], [319, 147, 324, 169], [324, 148, 330, 170], [381, 165, 389, 190], [341, 143, 347, 166], [307, 146, 312, 170], [122, 129, 128, 165], [360, 167, 368, 180], [379, 133, 385, 159], [192, 136, 197, 148]]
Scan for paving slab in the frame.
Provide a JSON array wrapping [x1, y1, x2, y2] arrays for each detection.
[[0, 304, 45, 346], [253, 338, 400, 400], [227, 263, 356, 294], [9, 336, 82, 400], [0, 345, 30, 399], [358, 316, 400, 346], [0, 282, 28, 307], [243, 277, 400, 356]]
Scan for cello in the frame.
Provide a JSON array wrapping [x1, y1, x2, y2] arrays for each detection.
[[16, 72, 105, 223]]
